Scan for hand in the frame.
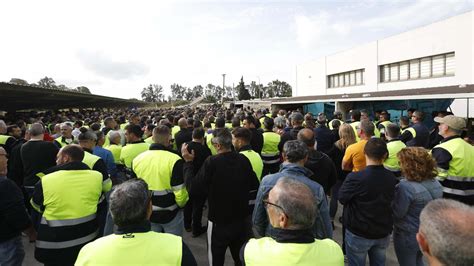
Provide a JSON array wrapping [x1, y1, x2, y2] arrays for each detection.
[[181, 143, 195, 162], [24, 225, 37, 242]]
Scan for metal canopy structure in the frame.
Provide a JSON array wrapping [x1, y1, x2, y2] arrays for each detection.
[[0, 82, 146, 111]]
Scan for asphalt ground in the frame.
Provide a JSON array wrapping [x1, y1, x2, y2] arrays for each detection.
[[23, 201, 400, 266]]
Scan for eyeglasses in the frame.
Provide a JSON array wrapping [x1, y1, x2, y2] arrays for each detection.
[[263, 193, 288, 217]]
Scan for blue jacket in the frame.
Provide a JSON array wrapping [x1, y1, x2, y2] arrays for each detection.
[[252, 163, 333, 239], [93, 146, 117, 177], [392, 179, 442, 235]]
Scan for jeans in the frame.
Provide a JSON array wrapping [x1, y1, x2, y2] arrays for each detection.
[[393, 230, 425, 266], [150, 210, 184, 237], [345, 229, 390, 266], [0, 235, 25, 266]]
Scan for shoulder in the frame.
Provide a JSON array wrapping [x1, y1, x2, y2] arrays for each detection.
[[315, 238, 343, 251]]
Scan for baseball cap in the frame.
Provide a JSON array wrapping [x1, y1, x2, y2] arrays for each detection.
[[434, 115, 466, 130]]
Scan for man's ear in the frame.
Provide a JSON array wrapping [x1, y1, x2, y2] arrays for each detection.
[[278, 212, 288, 228], [416, 232, 430, 255]]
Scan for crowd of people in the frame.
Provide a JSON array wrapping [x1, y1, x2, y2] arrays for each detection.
[[0, 105, 473, 266]]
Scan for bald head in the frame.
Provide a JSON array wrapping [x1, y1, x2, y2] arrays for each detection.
[[271, 177, 316, 230], [178, 118, 188, 129], [297, 128, 315, 148], [57, 144, 84, 165]]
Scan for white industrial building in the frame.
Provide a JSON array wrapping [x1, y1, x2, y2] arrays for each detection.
[[273, 11, 473, 121]]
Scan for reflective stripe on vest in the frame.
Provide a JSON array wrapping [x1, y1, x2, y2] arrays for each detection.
[[383, 140, 406, 172], [133, 150, 188, 209], [36, 230, 99, 249], [41, 170, 102, 221], [434, 138, 474, 197], [41, 213, 96, 227], [240, 150, 264, 181], [244, 237, 344, 266], [262, 132, 280, 156], [75, 231, 182, 266]]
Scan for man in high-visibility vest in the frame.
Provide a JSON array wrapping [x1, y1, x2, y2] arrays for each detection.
[[383, 123, 406, 178], [132, 125, 188, 236], [377, 111, 391, 139], [242, 177, 344, 266], [431, 115, 474, 205], [261, 117, 281, 175], [75, 179, 197, 266], [232, 127, 263, 185], [31, 145, 103, 266], [53, 122, 75, 148], [120, 125, 150, 173], [0, 120, 15, 155], [329, 111, 344, 130]]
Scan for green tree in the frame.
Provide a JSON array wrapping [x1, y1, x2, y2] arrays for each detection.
[[204, 84, 217, 102], [9, 78, 28, 85], [184, 88, 194, 101], [76, 86, 91, 94], [37, 76, 56, 88], [192, 85, 204, 99], [56, 84, 70, 91], [170, 83, 186, 100], [141, 84, 164, 102], [237, 76, 251, 100], [267, 80, 292, 97]]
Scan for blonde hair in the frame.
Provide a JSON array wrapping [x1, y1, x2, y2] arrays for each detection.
[[398, 147, 437, 182], [335, 123, 357, 150]]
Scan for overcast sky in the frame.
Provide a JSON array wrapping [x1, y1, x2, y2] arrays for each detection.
[[0, 0, 472, 99]]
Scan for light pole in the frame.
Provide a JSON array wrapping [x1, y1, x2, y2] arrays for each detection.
[[222, 74, 226, 107]]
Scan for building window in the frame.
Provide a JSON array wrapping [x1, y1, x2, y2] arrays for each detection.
[[328, 69, 365, 88], [380, 52, 454, 83]]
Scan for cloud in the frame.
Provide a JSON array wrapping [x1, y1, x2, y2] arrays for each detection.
[[76, 50, 150, 80], [293, 0, 473, 49]]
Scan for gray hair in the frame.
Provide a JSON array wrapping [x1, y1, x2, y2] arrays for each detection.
[[283, 140, 308, 163], [360, 119, 375, 137], [273, 177, 316, 230], [78, 128, 97, 141], [108, 130, 121, 143], [212, 128, 232, 149], [419, 199, 474, 266], [110, 179, 150, 227], [29, 123, 45, 137], [60, 122, 73, 129]]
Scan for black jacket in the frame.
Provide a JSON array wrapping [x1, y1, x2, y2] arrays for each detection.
[[278, 126, 304, 152], [304, 149, 337, 194], [339, 165, 397, 239], [0, 176, 31, 241], [249, 128, 264, 154], [183, 151, 259, 224]]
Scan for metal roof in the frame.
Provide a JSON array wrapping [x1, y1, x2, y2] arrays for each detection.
[[271, 84, 474, 105], [0, 82, 147, 111]]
